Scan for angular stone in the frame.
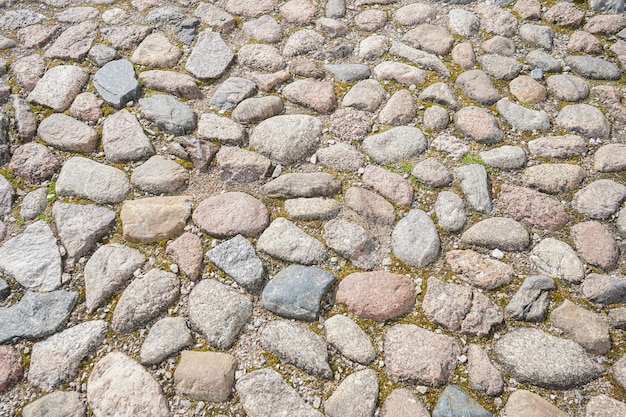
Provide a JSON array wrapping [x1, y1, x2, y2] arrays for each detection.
[[373, 61, 426, 85], [185, 30, 233, 79], [70, 92, 103, 123], [468, 344, 504, 396], [131, 155, 188, 194], [27, 65, 88, 112], [285, 198, 340, 221], [505, 390, 568, 417], [193, 192, 268, 238], [12, 95, 37, 141], [210, 77, 257, 111], [392, 209, 440, 268], [325, 369, 378, 417], [462, 218, 530, 251], [131, 32, 181, 68], [324, 315, 376, 365], [528, 135, 587, 159], [390, 40, 450, 77], [262, 173, 341, 199], [403, 24, 453, 55], [250, 115, 322, 165], [140, 317, 193, 365], [217, 147, 271, 183], [498, 185, 569, 232], [206, 235, 264, 292], [174, 351, 236, 402], [324, 218, 381, 270], [102, 110, 154, 163], [243, 15, 281, 43], [418, 82, 459, 110], [87, 352, 169, 417], [194, 3, 235, 33], [522, 164, 585, 194], [57, 157, 130, 204], [509, 75, 546, 103], [345, 187, 396, 226], [22, 391, 86, 417], [197, 113, 246, 146], [121, 196, 191, 243], [573, 179, 626, 220], [0, 345, 21, 393], [456, 164, 492, 214], [164, 233, 202, 281], [571, 221, 619, 271], [454, 106, 504, 144], [362, 165, 413, 206], [530, 238, 584, 283], [413, 158, 453, 188], [433, 385, 492, 417], [544, 2, 584, 27], [94, 59, 139, 109], [336, 271, 415, 321], [551, 299, 611, 355], [362, 126, 427, 165], [446, 249, 513, 290], [381, 388, 429, 417], [455, 70, 501, 106], [233, 96, 284, 124], [497, 98, 551, 131], [257, 218, 327, 265], [101, 25, 151, 50], [282, 79, 336, 114], [44, 21, 97, 60], [139, 95, 197, 136], [585, 395, 626, 416], [379, 89, 417, 126], [139, 70, 202, 100]]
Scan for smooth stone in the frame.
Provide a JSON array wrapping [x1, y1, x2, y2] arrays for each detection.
[[556, 104, 611, 140], [325, 64, 370, 82], [260, 320, 332, 378], [174, 351, 236, 402], [571, 221, 619, 271], [519, 24, 554, 50], [232, 96, 284, 124], [412, 158, 453, 188], [139, 70, 203, 100], [20, 188, 47, 221], [509, 75, 546, 103], [317, 143, 366, 171], [250, 115, 322, 165], [385, 324, 460, 387], [551, 299, 611, 355], [87, 352, 169, 417], [193, 192, 268, 238], [452, 42, 476, 69], [522, 163, 585, 194], [595, 144, 626, 172], [581, 274, 626, 305], [585, 395, 626, 417], [56, 157, 130, 204], [336, 271, 415, 321], [462, 218, 530, 251], [480, 146, 526, 170], [468, 344, 504, 396], [418, 82, 459, 110], [84, 244, 146, 313], [121, 196, 192, 243], [210, 77, 256, 111], [22, 391, 86, 417], [193, 3, 236, 33], [498, 185, 569, 232], [389, 40, 450, 77], [403, 23, 454, 55], [446, 249, 514, 290], [506, 275, 555, 322], [526, 49, 562, 72], [423, 105, 450, 130], [140, 317, 193, 365], [131, 155, 189, 194], [243, 15, 281, 43], [547, 74, 589, 102], [262, 173, 341, 199], [262, 265, 336, 321], [573, 179, 626, 220], [28, 320, 107, 391], [435, 191, 466, 233], [206, 235, 264, 292], [433, 385, 492, 417], [362, 165, 413, 206], [102, 109, 154, 163], [38, 113, 98, 153], [283, 29, 325, 57], [455, 70, 501, 106], [93, 59, 139, 109], [188, 279, 252, 349], [345, 187, 396, 226], [373, 61, 426, 85], [381, 389, 429, 417], [530, 238, 584, 283], [448, 8, 479, 37], [496, 98, 551, 131], [493, 328, 604, 389], [379, 89, 417, 126], [101, 25, 151, 50], [454, 106, 504, 144], [565, 55, 621, 80], [0, 290, 77, 343], [455, 164, 492, 214], [285, 198, 340, 221], [528, 135, 587, 158], [342, 79, 386, 112], [0, 221, 61, 292], [197, 113, 246, 146], [216, 146, 271, 183], [166, 232, 203, 281], [505, 390, 568, 417], [324, 369, 378, 417], [324, 315, 376, 364], [355, 9, 387, 31], [131, 32, 181, 68], [482, 36, 516, 56], [357, 34, 389, 60], [185, 30, 234, 79], [362, 126, 427, 165], [257, 217, 328, 265], [392, 209, 440, 268]]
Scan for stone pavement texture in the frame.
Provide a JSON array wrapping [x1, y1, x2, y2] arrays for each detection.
[[0, 0, 626, 416]]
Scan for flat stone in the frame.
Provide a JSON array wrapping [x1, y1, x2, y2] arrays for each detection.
[[144, 6, 185, 24], [94, 59, 140, 109], [336, 271, 414, 321], [547, 74, 589, 102], [131, 32, 181, 68], [239, 44, 286, 73], [477, 4, 517, 36], [165, 233, 202, 281], [17, 23, 60, 49], [140, 317, 193, 365], [544, 2, 584, 27], [260, 320, 332, 378], [573, 179, 626, 220], [361, 165, 411, 206], [342, 79, 386, 112], [323, 218, 381, 270], [496, 98, 551, 131], [480, 146, 526, 170], [455, 70, 501, 106], [139, 94, 197, 136], [528, 135, 587, 159], [283, 29, 324, 57], [519, 24, 554, 50], [413, 158, 453, 188], [236, 368, 323, 417], [70, 92, 103, 123], [101, 25, 151, 50], [581, 274, 626, 306], [324, 314, 376, 365], [0, 290, 77, 343], [193, 3, 235, 33], [509, 75, 546, 103], [12, 95, 37, 141], [530, 238, 584, 283], [263, 173, 341, 199], [571, 221, 619, 271], [468, 344, 504, 396], [390, 40, 450, 77], [197, 113, 246, 146], [448, 8, 479, 37], [379, 89, 417, 126], [355, 9, 387, 31], [595, 144, 626, 172], [121, 196, 192, 243], [217, 146, 271, 183], [346, 187, 396, 226], [243, 15, 281, 43], [418, 82, 459, 110], [325, 369, 378, 417], [21, 188, 47, 221], [105, 110, 156, 161], [185, 30, 234, 79], [381, 389, 429, 417], [28, 320, 107, 391], [206, 234, 264, 292], [0, 175, 13, 216], [522, 163, 585, 194], [131, 155, 188, 194], [403, 24, 453, 55], [262, 265, 336, 321], [568, 30, 603, 55], [452, 42, 476, 69], [556, 104, 611, 140], [392, 209, 440, 268], [233, 96, 284, 124], [317, 143, 366, 171], [585, 395, 626, 417], [328, 108, 373, 143], [479, 55, 522, 80], [0, 221, 61, 292], [27, 65, 89, 112], [362, 126, 427, 165], [551, 299, 611, 355], [250, 115, 322, 165], [456, 164, 492, 214], [423, 105, 450, 130], [585, 14, 626, 34], [285, 198, 340, 221], [0, 9, 45, 30], [454, 106, 504, 144], [88, 43, 119, 67], [436, 191, 466, 233], [0, 346, 22, 393], [566, 56, 622, 81], [498, 185, 569, 232], [357, 34, 389, 60], [373, 61, 426, 85], [87, 352, 169, 417], [44, 20, 97, 60], [53, 202, 116, 262], [526, 50, 562, 72], [38, 113, 98, 154], [446, 249, 514, 290], [505, 390, 567, 417], [174, 351, 236, 402], [139, 70, 202, 100], [433, 385, 492, 417], [494, 328, 603, 389], [462, 218, 530, 251], [22, 391, 86, 417], [609, 307, 626, 329], [385, 324, 460, 387], [257, 217, 328, 265], [482, 36, 516, 56], [193, 192, 268, 238], [188, 279, 253, 349]]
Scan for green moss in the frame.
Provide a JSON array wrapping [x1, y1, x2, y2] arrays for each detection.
[[461, 153, 486, 166]]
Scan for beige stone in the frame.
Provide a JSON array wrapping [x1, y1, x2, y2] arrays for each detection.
[[174, 351, 236, 402], [121, 196, 192, 243]]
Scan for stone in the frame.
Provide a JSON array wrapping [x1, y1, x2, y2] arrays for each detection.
[[595, 144, 626, 172], [45, 21, 97, 60], [522, 164, 585, 194], [477, 4, 517, 36], [53, 202, 116, 262], [131, 154, 188, 192], [584, 14, 626, 34], [193, 192, 268, 238], [530, 238, 584, 283], [423, 106, 450, 130], [480, 55, 522, 80], [431, 137, 468, 160], [27, 65, 89, 112], [17, 24, 60, 49], [609, 308, 626, 329], [28, 321, 107, 391], [324, 369, 378, 417], [145, 6, 186, 24], [12, 95, 37, 141], [174, 351, 236, 402], [102, 110, 154, 163], [403, 24, 453, 55], [0, 290, 77, 343], [357, 34, 389, 60], [373, 61, 426, 85], [20, 188, 47, 221], [324, 218, 381, 270], [572, 221, 619, 272], [257, 217, 328, 265], [233, 96, 284, 124], [206, 234, 264, 292], [250, 115, 322, 165], [317, 143, 366, 171], [188, 279, 252, 349], [324, 64, 370, 82], [392, 209, 440, 268], [141, 317, 193, 365], [324, 315, 376, 365], [101, 25, 151, 50], [505, 390, 567, 417], [121, 196, 191, 243], [326, 0, 345, 18], [528, 135, 586, 159], [139, 70, 202, 100], [480, 146, 526, 170], [482, 36, 516, 56], [355, 9, 387, 31], [0, 175, 13, 216], [362, 126, 427, 165], [436, 191, 466, 233], [413, 158, 453, 188], [139, 95, 197, 136], [329, 108, 373, 142], [112, 269, 179, 334], [557, 104, 611, 140], [22, 391, 86, 417], [243, 15, 281, 43], [497, 98, 551, 131], [498, 185, 569, 232], [449, 9, 479, 37], [70, 92, 103, 122], [493, 328, 603, 389], [452, 42, 476, 69], [519, 24, 554, 50], [193, 3, 235, 33], [131, 32, 181, 68], [544, 2, 584, 27], [38, 113, 98, 154], [568, 31, 603, 55], [454, 106, 504, 144], [283, 79, 337, 114], [446, 249, 514, 290], [456, 164, 492, 214], [94, 59, 140, 109], [509, 75, 546, 103], [262, 265, 336, 321], [432, 385, 492, 417], [238, 44, 285, 73], [573, 179, 626, 220], [591, 85, 626, 124], [260, 320, 332, 378], [0, 9, 45, 30], [585, 395, 626, 417], [590, 0, 625, 12], [336, 271, 415, 321], [566, 56, 621, 81], [581, 274, 626, 305], [197, 113, 246, 146], [0, 221, 61, 292], [165, 233, 202, 281], [186, 30, 234, 79], [362, 165, 413, 206], [379, 90, 417, 126], [418, 83, 459, 110], [390, 41, 450, 77], [462, 218, 530, 251], [283, 29, 324, 57], [285, 198, 339, 221], [56, 157, 130, 204], [551, 299, 611, 355], [87, 352, 169, 417], [455, 70, 501, 106], [385, 324, 460, 387], [525, 50, 562, 73], [217, 146, 271, 183], [468, 344, 504, 396], [381, 389, 430, 417], [0, 346, 21, 393], [236, 368, 323, 417], [342, 79, 386, 112]]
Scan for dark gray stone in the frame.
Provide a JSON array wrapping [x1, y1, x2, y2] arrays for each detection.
[[262, 265, 336, 321], [324, 64, 371, 82], [210, 77, 256, 111], [176, 18, 200, 45], [88, 43, 119, 67], [139, 95, 197, 135], [581, 274, 626, 305], [93, 59, 140, 109], [206, 234, 264, 292], [505, 275, 555, 321]]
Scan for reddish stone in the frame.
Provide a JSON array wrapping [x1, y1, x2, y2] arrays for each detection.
[[571, 221, 619, 271], [498, 185, 569, 232], [192, 192, 269, 238], [166, 232, 204, 280], [336, 271, 415, 321], [446, 249, 514, 290], [362, 165, 413, 207], [0, 346, 22, 393]]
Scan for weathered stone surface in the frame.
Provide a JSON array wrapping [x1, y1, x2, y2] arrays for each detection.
[[131, 32, 181, 68], [250, 115, 322, 165], [260, 320, 332, 378], [506, 275, 555, 322], [390, 40, 450, 77], [455, 70, 501, 106], [363, 126, 427, 165], [101, 25, 151, 50], [432, 385, 492, 417], [547, 74, 589, 102], [522, 163, 585, 194], [188, 279, 252, 349], [595, 144, 626, 172], [342, 79, 386, 112], [528, 135, 587, 159], [44, 21, 97, 60], [88, 352, 170, 417], [140, 316, 193, 365], [206, 235, 264, 292], [346, 187, 396, 226], [22, 391, 86, 417], [210, 77, 257, 111], [197, 113, 246, 146], [494, 328, 604, 389], [94, 59, 140, 109], [373, 61, 425, 85], [462, 218, 530, 251], [262, 173, 340, 199], [257, 217, 328, 264], [283, 79, 336, 114], [324, 314, 376, 365], [530, 238, 584, 283], [454, 106, 503, 144], [566, 56, 621, 81], [70, 92, 103, 122], [446, 250, 513, 290], [380, 388, 430, 417], [325, 369, 378, 417], [418, 82, 459, 110], [413, 158, 453, 188], [164, 233, 202, 281], [139, 70, 202, 100], [480, 55, 522, 80], [131, 155, 188, 194], [324, 218, 381, 270], [243, 15, 281, 42], [468, 344, 503, 396], [505, 390, 567, 417], [283, 29, 324, 57], [585, 395, 626, 417], [336, 271, 414, 321], [392, 209, 440, 268], [193, 192, 268, 238], [497, 98, 551, 131], [316, 142, 366, 171], [285, 198, 340, 221], [509, 75, 546, 103], [480, 146, 526, 170], [361, 165, 412, 206], [194, 2, 235, 33], [571, 221, 619, 271], [573, 179, 626, 220], [56, 157, 130, 204], [38, 113, 98, 154], [403, 23, 453, 55], [0, 346, 22, 393], [556, 104, 611, 141], [233, 96, 284, 124], [498, 185, 569, 231], [217, 146, 271, 183], [174, 351, 236, 402], [102, 109, 154, 163], [121, 196, 192, 243], [551, 299, 611, 355], [20, 188, 47, 221], [544, 2, 584, 27], [139, 94, 197, 136], [456, 164, 492, 214], [379, 89, 417, 126], [435, 191, 466, 233], [581, 274, 626, 306], [185, 30, 234, 79]]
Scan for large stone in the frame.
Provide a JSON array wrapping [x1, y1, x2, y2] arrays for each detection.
[[206, 235, 264, 292], [556, 104, 611, 140], [0, 221, 62, 292], [140, 317, 193, 365], [93, 59, 140, 109], [497, 98, 551, 131], [595, 143, 626, 172], [342, 79, 386, 112], [493, 328, 604, 389], [581, 274, 626, 306], [362, 165, 413, 206], [455, 70, 501, 106], [392, 209, 440, 268], [324, 218, 381, 270], [454, 107, 503, 144], [390, 40, 450, 77], [324, 314, 376, 365], [139, 94, 197, 135], [22, 391, 86, 417], [528, 135, 587, 159], [325, 369, 378, 417], [565, 56, 621, 81], [257, 218, 328, 265], [573, 179, 626, 220], [432, 385, 492, 417], [462, 218, 529, 251], [435, 191, 466, 233], [87, 352, 170, 417], [193, 192, 268, 238], [131, 32, 181, 68], [44, 21, 98, 60], [262, 173, 341, 199], [362, 126, 427, 165], [140, 70, 203, 100], [403, 23, 454, 55], [174, 351, 236, 402], [282, 79, 336, 114], [522, 163, 585, 194], [121, 196, 192, 243], [530, 238, 584, 283], [232, 96, 284, 124], [456, 164, 492, 214], [446, 249, 514, 290], [345, 187, 396, 226], [585, 395, 626, 417], [186, 30, 234, 79], [551, 299, 611, 355], [413, 158, 453, 188], [38, 113, 98, 153], [381, 388, 430, 417], [285, 198, 340, 221], [250, 115, 322, 165], [467, 344, 504, 396], [102, 110, 154, 163], [197, 113, 246, 146], [571, 221, 619, 271], [209, 77, 256, 111], [498, 185, 569, 231], [56, 157, 130, 204], [480, 146, 526, 170]]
